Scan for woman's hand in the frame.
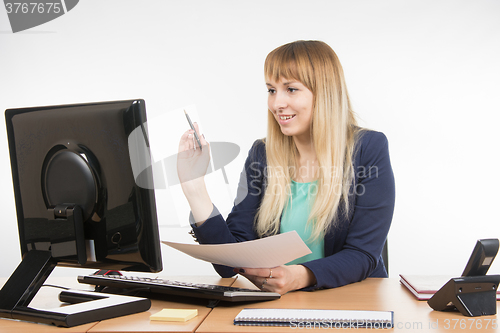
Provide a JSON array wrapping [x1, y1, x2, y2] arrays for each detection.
[[177, 122, 213, 224], [177, 122, 210, 195], [233, 265, 316, 295]]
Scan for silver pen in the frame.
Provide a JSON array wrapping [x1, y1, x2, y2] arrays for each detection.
[[184, 110, 202, 150]]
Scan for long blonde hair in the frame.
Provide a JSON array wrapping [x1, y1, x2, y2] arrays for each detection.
[[255, 40, 360, 241]]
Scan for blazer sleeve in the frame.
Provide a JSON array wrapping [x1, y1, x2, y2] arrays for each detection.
[[301, 131, 395, 290], [190, 140, 266, 277]]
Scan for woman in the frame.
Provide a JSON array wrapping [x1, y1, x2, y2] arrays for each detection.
[[177, 40, 395, 294]]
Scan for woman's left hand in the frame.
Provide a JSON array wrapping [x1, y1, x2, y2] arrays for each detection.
[[233, 265, 316, 295]]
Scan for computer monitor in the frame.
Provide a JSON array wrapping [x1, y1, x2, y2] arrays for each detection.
[[0, 99, 162, 327]]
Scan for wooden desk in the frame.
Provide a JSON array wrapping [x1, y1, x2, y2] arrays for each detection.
[[197, 277, 499, 332], [87, 276, 234, 333], [2, 276, 499, 332], [0, 276, 98, 332], [0, 275, 234, 333]]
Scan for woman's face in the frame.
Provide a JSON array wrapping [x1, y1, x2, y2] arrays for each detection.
[[267, 77, 314, 142]]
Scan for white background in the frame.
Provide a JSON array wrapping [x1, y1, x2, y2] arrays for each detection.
[[0, 0, 499, 280]]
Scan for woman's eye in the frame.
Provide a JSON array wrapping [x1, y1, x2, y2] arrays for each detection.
[[267, 89, 276, 94], [288, 87, 298, 93]]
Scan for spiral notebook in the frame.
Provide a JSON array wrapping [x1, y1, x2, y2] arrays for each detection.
[[234, 308, 394, 328]]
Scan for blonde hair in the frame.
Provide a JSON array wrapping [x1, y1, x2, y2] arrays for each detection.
[[255, 40, 360, 242]]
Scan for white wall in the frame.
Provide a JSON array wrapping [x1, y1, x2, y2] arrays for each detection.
[[0, 0, 499, 280]]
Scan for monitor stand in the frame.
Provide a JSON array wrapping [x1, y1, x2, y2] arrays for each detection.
[[0, 250, 151, 327]]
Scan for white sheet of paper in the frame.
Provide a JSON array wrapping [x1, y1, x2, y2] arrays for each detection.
[[161, 231, 312, 268]]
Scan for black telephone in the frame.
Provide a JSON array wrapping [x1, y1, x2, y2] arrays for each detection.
[[461, 239, 499, 277], [428, 238, 500, 317]]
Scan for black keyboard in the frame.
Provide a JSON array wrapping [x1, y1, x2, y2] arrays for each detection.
[[77, 274, 281, 303]]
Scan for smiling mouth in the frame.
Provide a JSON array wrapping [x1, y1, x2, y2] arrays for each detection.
[[279, 115, 296, 120]]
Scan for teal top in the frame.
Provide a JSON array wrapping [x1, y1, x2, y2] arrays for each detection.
[[280, 180, 324, 265]]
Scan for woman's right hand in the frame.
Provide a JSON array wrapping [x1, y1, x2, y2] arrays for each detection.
[[177, 122, 210, 197]]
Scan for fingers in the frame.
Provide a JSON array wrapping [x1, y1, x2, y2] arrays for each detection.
[[193, 122, 209, 148], [260, 277, 269, 290], [236, 267, 276, 278], [179, 129, 195, 152], [233, 267, 280, 291], [179, 123, 208, 152], [242, 274, 272, 291]]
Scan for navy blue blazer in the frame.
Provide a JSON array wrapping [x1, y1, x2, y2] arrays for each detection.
[[191, 130, 395, 290]]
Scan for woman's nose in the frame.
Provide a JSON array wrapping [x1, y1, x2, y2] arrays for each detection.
[[270, 91, 287, 112]]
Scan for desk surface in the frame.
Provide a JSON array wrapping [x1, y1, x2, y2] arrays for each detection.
[[0, 275, 234, 333], [197, 277, 499, 333], [1, 276, 499, 332], [87, 276, 235, 333]]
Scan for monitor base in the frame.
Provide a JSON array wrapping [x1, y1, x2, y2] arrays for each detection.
[[0, 250, 150, 327]]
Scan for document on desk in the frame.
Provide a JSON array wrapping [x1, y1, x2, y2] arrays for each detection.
[[161, 231, 311, 268]]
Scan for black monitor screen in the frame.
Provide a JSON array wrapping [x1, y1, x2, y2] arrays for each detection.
[[5, 99, 162, 273]]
